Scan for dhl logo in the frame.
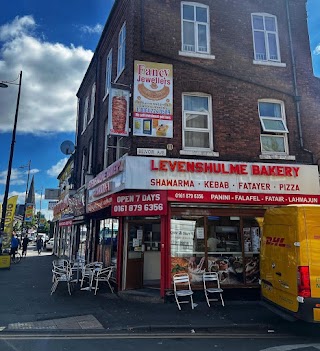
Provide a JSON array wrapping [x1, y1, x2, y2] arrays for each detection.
[[266, 237, 286, 247]]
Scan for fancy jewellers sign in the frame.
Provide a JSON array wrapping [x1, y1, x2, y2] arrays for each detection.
[[124, 156, 320, 205]]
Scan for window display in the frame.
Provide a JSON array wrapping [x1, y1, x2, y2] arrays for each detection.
[[170, 213, 263, 287]]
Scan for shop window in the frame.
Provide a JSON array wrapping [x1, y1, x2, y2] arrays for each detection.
[[170, 214, 263, 287], [182, 93, 213, 151], [78, 225, 87, 261], [251, 13, 281, 62], [98, 219, 118, 267], [181, 2, 210, 55], [258, 100, 289, 154]]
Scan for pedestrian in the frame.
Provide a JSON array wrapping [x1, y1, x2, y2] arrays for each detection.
[[36, 235, 43, 255], [10, 234, 19, 260], [22, 235, 30, 257]]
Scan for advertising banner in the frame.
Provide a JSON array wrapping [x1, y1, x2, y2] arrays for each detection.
[[133, 61, 173, 138], [108, 88, 130, 136], [25, 203, 34, 222], [111, 191, 167, 216], [2, 195, 18, 250]]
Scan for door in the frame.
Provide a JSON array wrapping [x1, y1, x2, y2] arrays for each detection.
[[125, 223, 144, 289], [125, 221, 161, 290]]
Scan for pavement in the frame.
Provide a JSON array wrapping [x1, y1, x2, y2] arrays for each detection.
[[0, 244, 299, 334]]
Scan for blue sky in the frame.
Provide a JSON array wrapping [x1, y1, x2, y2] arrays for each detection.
[[0, 0, 319, 220]]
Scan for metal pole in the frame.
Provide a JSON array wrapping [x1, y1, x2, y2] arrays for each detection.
[[20, 160, 31, 238], [37, 187, 43, 232], [0, 71, 22, 232]]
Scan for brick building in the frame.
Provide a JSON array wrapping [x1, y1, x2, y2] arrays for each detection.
[[54, 0, 320, 298]]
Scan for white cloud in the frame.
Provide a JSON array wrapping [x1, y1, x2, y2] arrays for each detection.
[[0, 16, 93, 134], [46, 158, 68, 177], [314, 44, 320, 55], [80, 24, 103, 34], [0, 167, 39, 186]]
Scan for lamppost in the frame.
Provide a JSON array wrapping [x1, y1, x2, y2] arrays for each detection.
[[19, 160, 31, 238], [0, 71, 23, 232]]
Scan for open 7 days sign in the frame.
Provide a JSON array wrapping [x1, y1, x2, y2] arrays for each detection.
[[123, 157, 320, 205]]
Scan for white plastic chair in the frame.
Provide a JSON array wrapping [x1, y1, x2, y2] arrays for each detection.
[[203, 272, 224, 307], [93, 266, 115, 295], [173, 273, 194, 310], [51, 265, 73, 296]]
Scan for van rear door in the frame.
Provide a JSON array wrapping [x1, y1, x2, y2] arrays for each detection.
[[261, 208, 299, 312], [304, 206, 320, 299]]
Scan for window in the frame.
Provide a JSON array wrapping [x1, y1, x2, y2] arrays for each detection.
[[181, 2, 209, 54], [116, 137, 127, 160], [81, 150, 86, 186], [88, 139, 93, 174], [251, 13, 280, 62], [258, 100, 288, 154], [82, 96, 89, 132], [105, 50, 112, 97], [117, 23, 126, 76], [103, 120, 109, 169], [182, 94, 213, 151], [89, 83, 96, 122]]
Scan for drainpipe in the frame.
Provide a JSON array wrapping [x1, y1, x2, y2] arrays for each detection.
[[285, 0, 314, 164]]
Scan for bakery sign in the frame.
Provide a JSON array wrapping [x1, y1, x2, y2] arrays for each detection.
[[133, 61, 173, 138], [108, 88, 130, 136], [124, 156, 320, 205]]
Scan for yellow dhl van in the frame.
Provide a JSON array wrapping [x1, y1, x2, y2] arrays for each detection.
[[260, 205, 320, 323]]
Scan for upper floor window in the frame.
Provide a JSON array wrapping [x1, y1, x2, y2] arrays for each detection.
[[103, 120, 109, 169], [117, 23, 126, 77], [89, 83, 96, 122], [88, 139, 93, 174], [105, 49, 112, 97], [181, 2, 210, 54], [258, 100, 288, 154], [182, 93, 213, 151], [82, 96, 89, 132], [81, 150, 86, 186], [251, 14, 280, 62]]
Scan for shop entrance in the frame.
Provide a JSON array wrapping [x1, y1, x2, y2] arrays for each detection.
[[125, 220, 161, 290]]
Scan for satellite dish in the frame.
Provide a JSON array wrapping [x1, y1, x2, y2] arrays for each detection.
[[60, 140, 75, 155]]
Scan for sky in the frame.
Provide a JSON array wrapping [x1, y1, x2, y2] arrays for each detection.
[[0, 0, 319, 221]]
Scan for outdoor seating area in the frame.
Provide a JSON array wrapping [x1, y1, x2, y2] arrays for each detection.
[[173, 272, 225, 310], [51, 258, 116, 296]]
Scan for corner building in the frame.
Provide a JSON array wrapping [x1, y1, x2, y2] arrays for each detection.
[[71, 0, 320, 298]]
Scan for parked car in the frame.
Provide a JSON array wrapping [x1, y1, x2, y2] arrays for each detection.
[[46, 238, 54, 251]]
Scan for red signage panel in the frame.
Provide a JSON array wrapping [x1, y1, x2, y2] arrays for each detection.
[[112, 191, 167, 216], [167, 190, 320, 205]]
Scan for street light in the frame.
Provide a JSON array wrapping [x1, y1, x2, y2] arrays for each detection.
[[0, 71, 23, 232]]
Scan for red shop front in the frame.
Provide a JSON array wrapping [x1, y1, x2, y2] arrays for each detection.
[[110, 157, 320, 298]]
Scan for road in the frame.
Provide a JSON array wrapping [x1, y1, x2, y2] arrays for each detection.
[[0, 330, 320, 351]]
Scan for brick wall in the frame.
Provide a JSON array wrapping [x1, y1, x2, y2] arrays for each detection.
[[74, 0, 320, 188]]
